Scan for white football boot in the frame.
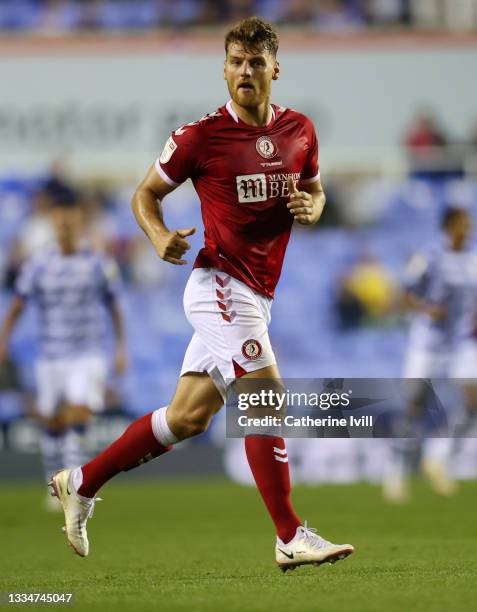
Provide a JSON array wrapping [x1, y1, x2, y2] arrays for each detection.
[[421, 458, 457, 497], [382, 473, 410, 504], [48, 468, 101, 557], [276, 522, 354, 572]]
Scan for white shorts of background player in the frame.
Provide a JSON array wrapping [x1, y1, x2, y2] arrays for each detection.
[[36, 354, 108, 418], [400, 339, 477, 473], [402, 339, 477, 379]]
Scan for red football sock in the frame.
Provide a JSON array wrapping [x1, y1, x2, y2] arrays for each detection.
[[245, 435, 301, 543], [78, 412, 171, 498]]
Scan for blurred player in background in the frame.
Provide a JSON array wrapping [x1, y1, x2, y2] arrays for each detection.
[[50, 16, 354, 570], [383, 207, 477, 502], [0, 201, 126, 509]]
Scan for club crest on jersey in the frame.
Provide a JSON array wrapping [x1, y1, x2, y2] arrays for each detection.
[[256, 136, 277, 159], [242, 339, 262, 361], [159, 136, 177, 164]]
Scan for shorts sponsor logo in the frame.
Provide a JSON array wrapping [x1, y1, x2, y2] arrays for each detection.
[[242, 339, 262, 361], [256, 136, 278, 159], [159, 136, 177, 163]]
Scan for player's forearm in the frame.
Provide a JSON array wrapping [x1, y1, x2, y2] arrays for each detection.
[[311, 192, 326, 225], [108, 301, 125, 346], [0, 297, 25, 347], [107, 300, 127, 375], [404, 292, 426, 313], [404, 292, 441, 316], [132, 188, 169, 242]]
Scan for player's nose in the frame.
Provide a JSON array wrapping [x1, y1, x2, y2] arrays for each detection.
[[240, 61, 252, 76]]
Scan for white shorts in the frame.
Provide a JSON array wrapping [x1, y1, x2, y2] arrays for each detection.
[[180, 268, 277, 400], [403, 340, 477, 379], [36, 354, 107, 418]]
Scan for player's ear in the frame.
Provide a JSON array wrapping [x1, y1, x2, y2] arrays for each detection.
[[272, 60, 280, 81]]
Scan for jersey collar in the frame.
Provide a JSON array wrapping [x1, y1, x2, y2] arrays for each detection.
[[225, 100, 275, 126]]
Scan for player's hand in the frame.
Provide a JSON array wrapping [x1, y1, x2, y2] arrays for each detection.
[[426, 304, 447, 321], [153, 227, 196, 265], [286, 177, 316, 225]]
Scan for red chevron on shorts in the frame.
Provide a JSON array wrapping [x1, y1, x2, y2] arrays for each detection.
[[215, 275, 231, 288], [216, 288, 231, 300]]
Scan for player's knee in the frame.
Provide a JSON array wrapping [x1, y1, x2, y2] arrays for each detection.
[[185, 421, 209, 437], [185, 409, 212, 436], [60, 404, 92, 428], [43, 414, 63, 432], [171, 404, 212, 438]]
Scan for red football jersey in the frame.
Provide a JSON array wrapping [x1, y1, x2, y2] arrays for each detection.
[[155, 101, 320, 298]]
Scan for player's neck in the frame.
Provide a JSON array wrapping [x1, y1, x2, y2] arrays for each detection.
[[58, 242, 77, 256], [231, 100, 272, 127], [451, 240, 465, 252]]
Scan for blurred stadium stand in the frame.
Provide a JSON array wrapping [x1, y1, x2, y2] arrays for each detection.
[[2, 171, 477, 481], [0, 1, 476, 33], [2, 172, 477, 413]]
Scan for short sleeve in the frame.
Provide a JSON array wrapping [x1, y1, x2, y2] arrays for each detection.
[[301, 120, 320, 184], [155, 122, 203, 187], [97, 257, 121, 304], [15, 258, 38, 300]]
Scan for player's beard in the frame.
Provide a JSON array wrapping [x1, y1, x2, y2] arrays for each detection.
[[237, 95, 256, 108], [235, 86, 265, 110]]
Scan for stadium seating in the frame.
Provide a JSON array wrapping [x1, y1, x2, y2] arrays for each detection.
[[0, 174, 475, 418]]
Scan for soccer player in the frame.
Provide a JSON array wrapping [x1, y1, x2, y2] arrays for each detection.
[[0, 201, 126, 508], [383, 207, 477, 502], [49, 17, 354, 570]]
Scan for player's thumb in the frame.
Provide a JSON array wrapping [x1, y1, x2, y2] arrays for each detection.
[[287, 176, 297, 195], [176, 227, 196, 238]]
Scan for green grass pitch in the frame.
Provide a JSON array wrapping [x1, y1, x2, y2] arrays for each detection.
[[1, 478, 476, 612]]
